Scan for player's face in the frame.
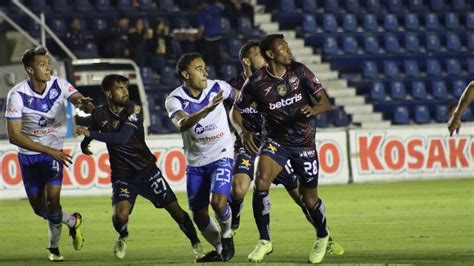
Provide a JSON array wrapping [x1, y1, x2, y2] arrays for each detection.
[[186, 58, 208, 90], [272, 39, 292, 66], [29, 55, 52, 83], [108, 81, 129, 107], [248, 47, 266, 72]]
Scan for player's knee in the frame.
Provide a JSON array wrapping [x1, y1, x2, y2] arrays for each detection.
[[33, 208, 47, 219], [114, 210, 129, 223], [231, 185, 247, 200], [210, 197, 227, 213], [301, 193, 319, 208]]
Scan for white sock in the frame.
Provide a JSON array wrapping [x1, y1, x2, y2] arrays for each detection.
[[216, 204, 232, 238], [48, 220, 62, 249], [201, 217, 222, 253], [62, 211, 77, 228]]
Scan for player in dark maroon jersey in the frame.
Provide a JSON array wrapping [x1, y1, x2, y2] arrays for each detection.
[[233, 34, 337, 264], [75, 74, 205, 261]]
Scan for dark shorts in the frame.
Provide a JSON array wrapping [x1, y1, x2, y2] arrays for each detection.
[[234, 147, 298, 191], [18, 153, 63, 197], [112, 166, 177, 208], [259, 138, 319, 188]]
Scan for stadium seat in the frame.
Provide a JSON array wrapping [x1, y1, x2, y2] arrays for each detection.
[[96, 0, 113, 11], [90, 18, 108, 33], [468, 58, 474, 74], [323, 37, 339, 55], [332, 108, 350, 127], [431, 80, 449, 99], [467, 32, 474, 50], [323, 14, 338, 32], [363, 61, 378, 79], [405, 34, 421, 53], [444, 13, 460, 30], [383, 14, 399, 32], [160, 65, 178, 86], [461, 107, 472, 121], [227, 38, 242, 58], [220, 63, 237, 81], [52, 0, 72, 12], [302, 0, 317, 13], [414, 105, 431, 124], [446, 33, 462, 51], [280, 0, 295, 13], [426, 58, 442, 76], [365, 0, 381, 13], [429, 0, 445, 11], [342, 14, 358, 32], [50, 19, 66, 38], [149, 112, 169, 134], [452, 80, 467, 98], [403, 60, 420, 78], [425, 33, 441, 52], [364, 35, 380, 54], [74, 0, 92, 12], [467, 13, 474, 30], [370, 82, 386, 101], [30, 0, 48, 12], [79, 42, 98, 58], [404, 14, 420, 31], [344, 0, 361, 13], [384, 61, 399, 78], [446, 58, 462, 75], [172, 17, 191, 29], [139, 0, 156, 11], [363, 14, 378, 32], [314, 112, 329, 128], [342, 36, 358, 54], [237, 17, 253, 35], [387, 0, 404, 13], [393, 106, 410, 124], [384, 34, 400, 53], [220, 17, 232, 34], [411, 81, 428, 100], [408, 0, 425, 12], [390, 81, 407, 100], [117, 0, 134, 11], [324, 0, 339, 13], [452, 0, 467, 11], [434, 104, 449, 123], [424, 14, 441, 31], [206, 65, 216, 79], [302, 14, 318, 34], [141, 67, 155, 85], [28, 21, 40, 38], [159, 0, 175, 11]]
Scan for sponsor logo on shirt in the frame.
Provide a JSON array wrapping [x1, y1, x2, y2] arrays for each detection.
[[194, 123, 217, 134], [38, 117, 47, 127], [191, 131, 225, 142], [241, 107, 258, 114], [269, 93, 302, 110], [32, 122, 61, 136]]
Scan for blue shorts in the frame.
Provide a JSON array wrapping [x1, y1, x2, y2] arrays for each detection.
[[186, 158, 233, 212], [259, 138, 319, 188], [111, 166, 177, 209], [18, 153, 63, 197], [234, 147, 298, 191]]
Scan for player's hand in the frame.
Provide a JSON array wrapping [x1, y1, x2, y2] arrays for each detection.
[[301, 105, 318, 117], [447, 114, 462, 137], [77, 97, 95, 113], [80, 141, 93, 155], [206, 90, 224, 113], [75, 126, 91, 137], [48, 148, 73, 167], [241, 130, 258, 154]]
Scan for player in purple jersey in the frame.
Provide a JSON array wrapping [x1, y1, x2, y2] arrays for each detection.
[[229, 40, 344, 258], [233, 34, 338, 264], [5, 47, 93, 261], [76, 74, 204, 261]]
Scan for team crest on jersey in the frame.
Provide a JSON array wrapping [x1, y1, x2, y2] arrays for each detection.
[[251, 102, 258, 109], [112, 120, 120, 129], [49, 88, 59, 99], [133, 105, 141, 114], [38, 117, 47, 127], [277, 84, 288, 96]]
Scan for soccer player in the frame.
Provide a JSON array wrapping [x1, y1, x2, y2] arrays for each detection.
[[229, 40, 344, 257], [233, 34, 336, 264], [165, 53, 235, 262], [448, 81, 473, 136], [75, 74, 204, 261], [5, 46, 91, 261]]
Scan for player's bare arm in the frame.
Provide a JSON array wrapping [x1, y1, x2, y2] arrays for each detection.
[[301, 90, 331, 118], [171, 90, 224, 131], [69, 93, 95, 113], [230, 105, 258, 154], [7, 119, 72, 166], [448, 81, 474, 136]]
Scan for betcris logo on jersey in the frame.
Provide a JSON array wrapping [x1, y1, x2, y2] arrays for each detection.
[[194, 123, 217, 134], [269, 93, 303, 110]]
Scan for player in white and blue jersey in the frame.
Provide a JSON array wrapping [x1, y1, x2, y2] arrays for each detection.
[[5, 47, 94, 261], [165, 53, 235, 262]]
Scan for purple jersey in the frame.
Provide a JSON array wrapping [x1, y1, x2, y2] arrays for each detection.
[[235, 61, 325, 148]]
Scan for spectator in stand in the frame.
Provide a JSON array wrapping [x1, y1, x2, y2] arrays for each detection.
[[196, 0, 225, 71], [224, 0, 255, 28], [128, 18, 148, 66], [146, 18, 182, 72], [105, 14, 130, 58], [64, 17, 87, 57]]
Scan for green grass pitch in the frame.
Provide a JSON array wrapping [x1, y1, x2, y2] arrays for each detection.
[[1, 178, 473, 265]]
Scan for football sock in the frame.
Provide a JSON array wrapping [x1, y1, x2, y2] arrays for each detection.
[[198, 216, 222, 253], [215, 204, 232, 238], [61, 211, 77, 228], [177, 211, 200, 246], [47, 212, 63, 249], [307, 199, 329, 238], [230, 197, 244, 228], [252, 190, 271, 241], [112, 216, 129, 239]]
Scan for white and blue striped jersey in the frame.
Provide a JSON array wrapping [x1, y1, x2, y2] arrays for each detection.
[[165, 79, 235, 167], [5, 76, 78, 154]]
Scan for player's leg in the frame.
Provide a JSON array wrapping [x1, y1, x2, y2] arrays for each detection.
[[111, 180, 136, 259], [209, 158, 234, 261]]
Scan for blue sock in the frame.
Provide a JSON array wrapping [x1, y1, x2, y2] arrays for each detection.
[[252, 190, 271, 241]]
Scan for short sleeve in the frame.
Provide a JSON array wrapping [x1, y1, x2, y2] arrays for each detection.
[[124, 104, 143, 129], [234, 79, 254, 111], [217, 80, 236, 102], [57, 77, 78, 99], [299, 64, 326, 96], [5, 90, 23, 119], [165, 96, 183, 119]]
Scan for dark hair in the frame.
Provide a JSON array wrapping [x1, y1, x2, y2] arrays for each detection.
[[259, 34, 284, 61], [239, 40, 260, 62], [176, 53, 203, 80], [21, 46, 48, 68], [101, 74, 129, 92]]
